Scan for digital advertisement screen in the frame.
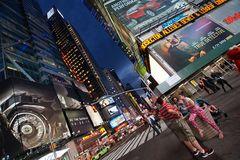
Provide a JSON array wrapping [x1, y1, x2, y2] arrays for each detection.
[[65, 109, 93, 136], [108, 106, 119, 115], [99, 97, 115, 107], [0, 78, 70, 158], [149, 17, 233, 72], [106, 0, 187, 35], [109, 114, 126, 129]]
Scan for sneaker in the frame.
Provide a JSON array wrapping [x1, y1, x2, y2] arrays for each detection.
[[193, 150, 200, 156], [200, 148, 214, 158], [206, 148, 214, 156]]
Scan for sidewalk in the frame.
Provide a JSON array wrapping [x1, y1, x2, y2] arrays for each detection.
[[119, 71, 240, 160]]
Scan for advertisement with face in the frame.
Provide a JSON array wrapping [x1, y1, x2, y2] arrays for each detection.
[[0, 78, 70, 158], [149, 17, 233, 72], [207, 0, 240, 35], [106, 0, 187, 35]]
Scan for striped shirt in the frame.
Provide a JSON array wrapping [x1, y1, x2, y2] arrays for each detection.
[[158, 101, 180, 120]]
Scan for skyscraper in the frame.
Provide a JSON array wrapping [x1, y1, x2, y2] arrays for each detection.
[[0, 0, 70, 84], [102, 69, 138, 120], [47, 7, 106, 100]]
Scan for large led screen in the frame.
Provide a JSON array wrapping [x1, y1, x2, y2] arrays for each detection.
[[106, 0, 187, 35], [109, 114, 126, 129], [149, 17, 233, 72], [0, 78, 70, 158]]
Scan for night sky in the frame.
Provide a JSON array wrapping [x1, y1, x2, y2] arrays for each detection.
[[38, 0, 140, 87]]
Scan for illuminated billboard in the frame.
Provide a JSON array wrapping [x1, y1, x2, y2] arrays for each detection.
[[99, 97, 115, 108], [108, 106, 119, 115], [109, 114, 126, 129], [207, 0, 240, 35], [148, 16, 234, 93], [106, 0, 187, 35], [149, 17, 233, 72], [0, 78, 70, 158], [85, 105, 104, 127]]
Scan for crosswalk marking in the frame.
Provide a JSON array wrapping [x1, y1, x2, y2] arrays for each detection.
[[147, 129, 154, 141], [113, 137, 137, 160], [138, 127, 150, 146], [102, 123, 167, 160]]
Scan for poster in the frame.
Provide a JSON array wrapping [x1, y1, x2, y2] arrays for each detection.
[[150, 17, 233, 72], [106, 0, 187, 35], [0, 78, 70, 158], [208, 0, 240, 35]]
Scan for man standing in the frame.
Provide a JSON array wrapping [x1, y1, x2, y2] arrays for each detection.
[[155, 97, 214, 158]]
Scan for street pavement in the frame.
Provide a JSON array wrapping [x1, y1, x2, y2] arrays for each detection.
[[102, 121, 168, 160], [103, 71, 240, 160]]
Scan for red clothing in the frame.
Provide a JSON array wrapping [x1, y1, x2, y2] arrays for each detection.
[[158, 101, 180, 120], [227, 47, 240, 71]]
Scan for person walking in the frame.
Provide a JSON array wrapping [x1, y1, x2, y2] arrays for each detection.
[[202, 76, 219, 93], [178, 93, 224, 139], [210, 71, 233, 92], [198, 78, 211, 95], [155, 97, 214, 158], [146, 113, 162, 135]]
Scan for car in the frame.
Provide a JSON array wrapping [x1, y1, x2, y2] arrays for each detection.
[[126, 0, 171, 20], [92, 146, 110, 160]]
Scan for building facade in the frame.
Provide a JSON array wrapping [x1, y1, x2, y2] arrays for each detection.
[[85, 0, 240, 96], [0, 0, 70, 84], [100, 68, 139, 130], [47, 7, 106, 100]]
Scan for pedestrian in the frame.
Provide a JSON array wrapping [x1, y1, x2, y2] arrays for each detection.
[[210, 71, 233, 92], [195, 98, 228, 124], [155, 97, 214, 158], [178, 93, 224, 139], [198, 78, 211, 95], [172, 97, 189, 117], [202, 76, 219, 93], [227, 44, 240, 72], [146, 112, 162, 135]]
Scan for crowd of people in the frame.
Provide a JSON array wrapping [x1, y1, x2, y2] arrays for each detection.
[[141, 89, 230, 159], [153, 93, 226, 159], [198, 70, 233, 95]]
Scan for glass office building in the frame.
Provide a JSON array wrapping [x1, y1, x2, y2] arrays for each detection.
[[0, 0, 70, 84]]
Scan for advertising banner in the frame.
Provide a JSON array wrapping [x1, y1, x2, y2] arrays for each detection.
[[0, 78, 70, 158], [65, 109, 93, 136], [149, 17, 233, 72], [106, 0, 187, 35], [85, 105, 104, 127], [207, 0, 240, 35], [109, 114, 126, 129]]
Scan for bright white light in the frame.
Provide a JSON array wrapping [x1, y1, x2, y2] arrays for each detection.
[[149, 54, 170, 84], [47, 8, 55, 19]]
